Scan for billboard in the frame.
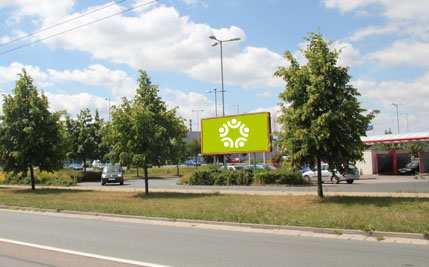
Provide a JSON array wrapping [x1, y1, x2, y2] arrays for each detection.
[[201, 112, 271, 155]]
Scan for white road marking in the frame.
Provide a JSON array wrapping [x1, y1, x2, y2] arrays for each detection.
[[0, 237, 171, 267]]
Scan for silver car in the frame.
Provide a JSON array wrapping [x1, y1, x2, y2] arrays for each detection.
[[101, 164, 124, 185], [302, 164, 359, 184]]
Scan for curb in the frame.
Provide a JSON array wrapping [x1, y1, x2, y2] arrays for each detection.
[[0, 204, 427, 242]]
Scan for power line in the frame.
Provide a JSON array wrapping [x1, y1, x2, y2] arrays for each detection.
[[0, 0, 157, 56], [0, 0, 129, 48]]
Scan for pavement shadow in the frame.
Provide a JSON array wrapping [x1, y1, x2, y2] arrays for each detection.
[[10, 188, 91, 195], [320, 196, 429, 207]]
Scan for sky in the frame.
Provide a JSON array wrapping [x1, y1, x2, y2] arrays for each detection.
[[0, 0, 428, 135]]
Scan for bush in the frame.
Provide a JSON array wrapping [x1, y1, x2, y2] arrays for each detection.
[[1, 169, 78, 186], [188, 169, 216, 185], [187, 166, 306, 186]]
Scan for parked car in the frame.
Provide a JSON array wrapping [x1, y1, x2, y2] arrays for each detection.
[[66, 162, 83, 171], [92, 160, 104, 170], [227, 156, 241, 163], [185, 159, 202, 166], [302, 164, 359, 184], [399, 160, 419, 175], [101, 164, 124, 185]]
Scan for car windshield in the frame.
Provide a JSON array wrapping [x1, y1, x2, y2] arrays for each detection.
[[103, 165, 122, 173]]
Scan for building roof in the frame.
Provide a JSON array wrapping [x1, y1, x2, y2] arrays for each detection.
[[362, 132, 429, 144]]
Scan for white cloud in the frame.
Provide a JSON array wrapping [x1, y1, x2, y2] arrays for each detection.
[[47, 64, 136, 98], [353, 71, 429, 134], [4, 2, 282, 89], [0, 62, 51, 86], [0, 0, 75, 24], [46, 91, 109, 117], [160, 88, 212, 119], [369, 41, 429, 67], [293, 40, 362, 67], [188, 47, 284, 87]]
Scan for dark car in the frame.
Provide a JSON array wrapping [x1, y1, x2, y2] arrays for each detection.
[[399, 160, 419, 175], [101, 164, 124, 185]]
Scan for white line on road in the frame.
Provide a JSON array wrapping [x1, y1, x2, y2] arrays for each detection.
[[0, 237, 171, 267]]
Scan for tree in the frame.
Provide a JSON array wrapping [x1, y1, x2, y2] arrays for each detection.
[[108, 70, 187, 194], [0, 70, 64, 190], [275, 33, 375, 198], [65, 109, 102, 173]]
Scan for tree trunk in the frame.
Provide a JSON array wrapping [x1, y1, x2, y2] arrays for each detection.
[[136, 167, 139, 177], [176, 163, 180, 177], [83, 158, 86, 174], [144, 164, 149, 195], [29, 165, 35, 190], [316, 157, 324, 198]]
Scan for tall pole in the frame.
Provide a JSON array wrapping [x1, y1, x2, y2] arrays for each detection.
[[214, 88, 218, 117], [220, 41, 225, 116], [392, 103, 399, 134]]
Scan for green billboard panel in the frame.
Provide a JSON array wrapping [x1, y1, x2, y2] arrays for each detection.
[[201, 112, 271, 155]]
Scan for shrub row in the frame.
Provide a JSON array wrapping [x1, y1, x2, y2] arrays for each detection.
[[0, 169, 102, 186], [187, 167, 307, 186]]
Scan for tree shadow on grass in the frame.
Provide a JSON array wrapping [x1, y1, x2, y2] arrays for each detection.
[[316, 196, 429, 207], [134, 192, 221, 200], [11, 188, 91, 195]]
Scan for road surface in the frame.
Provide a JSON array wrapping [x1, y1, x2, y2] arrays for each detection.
[[79, 176, 429, 193], [0, 209, 427, 267]]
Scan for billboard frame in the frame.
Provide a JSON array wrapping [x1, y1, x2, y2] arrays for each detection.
[[200, 112, 272, 155]]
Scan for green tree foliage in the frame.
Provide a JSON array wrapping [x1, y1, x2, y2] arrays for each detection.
[[0, 70, 64, 190], [275, 33, 375, 198], [65, 109, 107, 172], [108, 70, 187, 194]]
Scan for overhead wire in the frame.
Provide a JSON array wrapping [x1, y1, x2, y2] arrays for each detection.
[[0, 0, 158, 56], [0, 0, 129, 48]]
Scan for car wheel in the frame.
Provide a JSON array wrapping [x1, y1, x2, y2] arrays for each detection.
[[346, 179, 354, 184], [101, 179, 106, 186], [120, 180, 124, 185]]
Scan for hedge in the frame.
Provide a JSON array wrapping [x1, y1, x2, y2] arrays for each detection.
[[187, 167, 307, 186]]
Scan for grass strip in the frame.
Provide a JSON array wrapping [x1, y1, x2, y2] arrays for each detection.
[[0, 188, 428, 234]]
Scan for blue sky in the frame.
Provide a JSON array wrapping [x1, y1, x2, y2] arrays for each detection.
[[0, 0, 428, 135]]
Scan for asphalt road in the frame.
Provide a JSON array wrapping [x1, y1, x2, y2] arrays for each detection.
[[79, 176, 429, 193], [0, 210, 428, 267]]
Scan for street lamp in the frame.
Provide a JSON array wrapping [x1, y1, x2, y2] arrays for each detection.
[[209, 35, 241, 116]]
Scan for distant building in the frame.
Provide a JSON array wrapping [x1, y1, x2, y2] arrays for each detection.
[[356, 132, 429, 175]]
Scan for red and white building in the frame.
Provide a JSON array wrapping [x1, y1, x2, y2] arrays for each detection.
[[356, 132, 429, 175]]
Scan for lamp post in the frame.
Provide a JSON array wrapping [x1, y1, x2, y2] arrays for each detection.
[[392, 103, 399, 134], [209, 35, 241, 116]]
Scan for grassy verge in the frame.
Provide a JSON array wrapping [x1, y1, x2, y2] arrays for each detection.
[[0, 188, 428, 234]]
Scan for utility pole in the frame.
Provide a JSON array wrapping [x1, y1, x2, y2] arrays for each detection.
[[392, 103, 399, 134]]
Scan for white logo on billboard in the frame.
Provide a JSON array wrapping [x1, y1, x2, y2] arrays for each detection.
[[218, 118, 250, 148]]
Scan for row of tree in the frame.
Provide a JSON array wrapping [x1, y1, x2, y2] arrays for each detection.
[[0, 70, 189, 193]]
